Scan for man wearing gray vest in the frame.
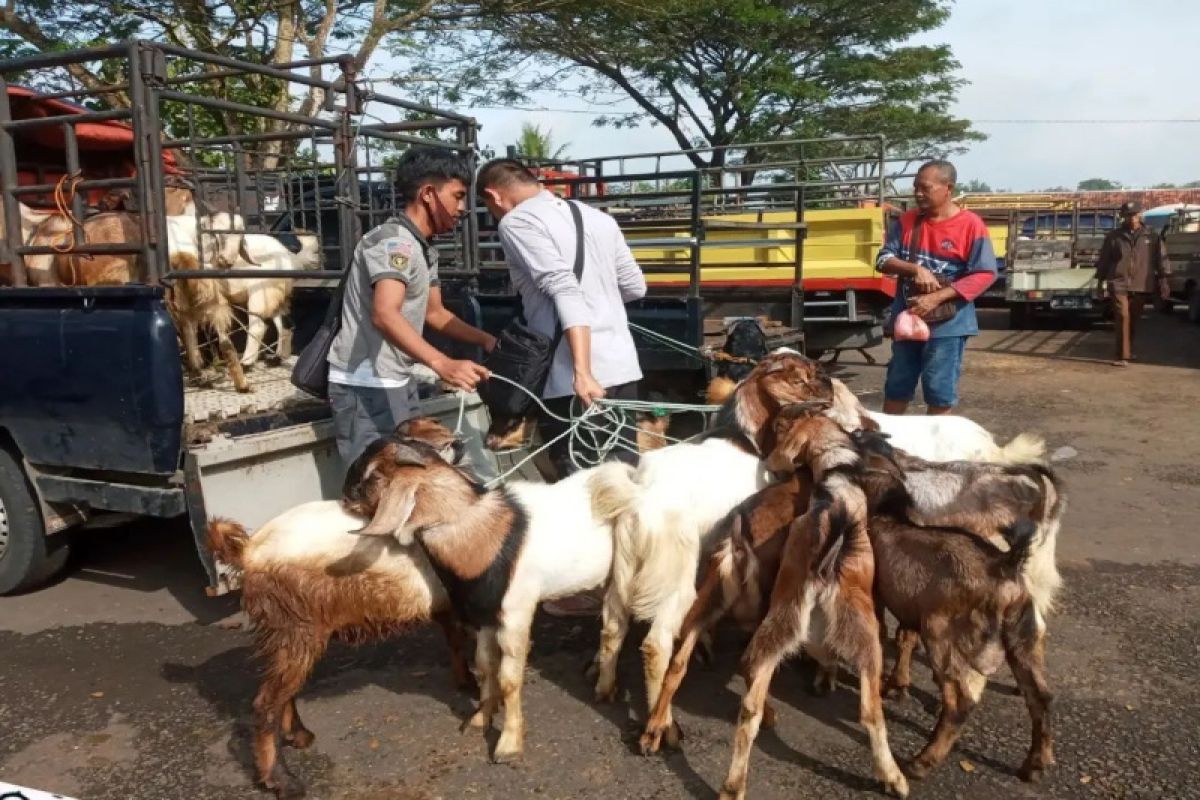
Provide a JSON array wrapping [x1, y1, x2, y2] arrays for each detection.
[[328, 147, 495, 466]]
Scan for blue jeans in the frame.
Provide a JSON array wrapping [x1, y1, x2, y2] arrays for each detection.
[[884, 337, 968, 408]]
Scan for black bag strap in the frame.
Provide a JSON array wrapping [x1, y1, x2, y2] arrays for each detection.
[[321, 254, 355, 329], [549, 199, 586, 349], [907, 212, 924, 265]]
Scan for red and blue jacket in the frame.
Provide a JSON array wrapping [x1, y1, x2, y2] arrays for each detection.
[[875, 208, 998, 338]]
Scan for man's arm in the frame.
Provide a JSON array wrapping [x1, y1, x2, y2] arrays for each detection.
[[1093, 234, 1114, 297], [876, 217, 939, 293], [613, 228, 647, 303], [499, 214, 601, 401], [424, 286, 496, 352], [372, 280, 488, 391]]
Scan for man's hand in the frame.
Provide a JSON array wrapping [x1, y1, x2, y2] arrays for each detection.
[[432, 357, 490, 392], [911, 265, 941, 294], [573, 372, 606, 407], [907, 292, 944, 320]]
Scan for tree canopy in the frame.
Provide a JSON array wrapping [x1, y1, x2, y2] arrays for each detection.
[[1077, 177, 1122, 191], [416, 0, 981, 167]]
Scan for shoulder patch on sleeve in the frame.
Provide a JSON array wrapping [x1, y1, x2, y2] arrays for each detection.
[[384, 237, 414, 270]]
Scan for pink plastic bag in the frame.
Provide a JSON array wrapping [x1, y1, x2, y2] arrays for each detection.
[[893, 309, 930, 341]]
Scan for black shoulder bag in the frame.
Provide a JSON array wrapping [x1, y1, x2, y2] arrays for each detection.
[[478, 200, 585, 418], [884, 213, 957, 337], [290, 260, 353, 399]]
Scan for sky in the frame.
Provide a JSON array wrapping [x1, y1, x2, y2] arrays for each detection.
[[400, 0, 1200, 192]]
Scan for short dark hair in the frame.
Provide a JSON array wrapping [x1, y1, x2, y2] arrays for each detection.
[[917, 159, 958, 186], [476, 158, 538, 196], [393, 146, 471, 205]]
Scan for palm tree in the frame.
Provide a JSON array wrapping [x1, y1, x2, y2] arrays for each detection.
[[514, 123, 569, 160]]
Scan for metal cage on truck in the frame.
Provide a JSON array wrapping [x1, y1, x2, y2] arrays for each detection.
[[0, 41, 508, 595]]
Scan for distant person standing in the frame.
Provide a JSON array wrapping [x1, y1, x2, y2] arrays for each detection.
[[875, 159, 998, 415], [1094, 201, 1171, 366]]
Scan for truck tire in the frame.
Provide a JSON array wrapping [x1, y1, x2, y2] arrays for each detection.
[[0, 446, 69, 595]]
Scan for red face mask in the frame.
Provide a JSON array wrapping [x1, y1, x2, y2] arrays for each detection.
[[423, 187, 459, 234]]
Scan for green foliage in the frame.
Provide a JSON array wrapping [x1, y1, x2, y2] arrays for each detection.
[[514, 123, 568, 159], [1077, 177, 1122, 191], [959, 178, 992, 193], [419, 0, 981, 167]]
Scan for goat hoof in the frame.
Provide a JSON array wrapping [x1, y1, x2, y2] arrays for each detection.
[[717, 783, 745, 800], [1018, 760, 1046, 783], [884, 684, 910, 701], [491, 737, 523, 764], [903, 757, 934, 781], [593, 684, 618, 704], [663, 720, 684, 750], [462, 711, 491, 733], [267, 773, 306, 799], [883, 772, 910, 798], [638, 729, 663, 756], [284, 728, 315, 749]]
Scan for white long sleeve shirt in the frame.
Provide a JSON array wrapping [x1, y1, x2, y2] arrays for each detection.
[[497, 190, 647, 398]]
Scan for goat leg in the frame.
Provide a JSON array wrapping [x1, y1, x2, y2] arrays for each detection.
[[274, 314, 293, 360], [179, 319, 205, 377], [850, 612, 908, 797], [641, 562, 729, 755], [217, 332, 252, 393], [434, 610, 478, 695], [1004, 606, 1055, 782], [907, 635, 977, 780], [885, 628, 921, 699], [279, 698, 314, 750], [253, 649, 317, 799], [491, 615, 532, 763], [592, 588, 630, 704], [464, 628, 501, 733]]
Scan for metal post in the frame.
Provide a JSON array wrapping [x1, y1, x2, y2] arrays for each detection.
[[332, 57, 361, 270], [460, 122, 480, 277], [688, 171, 702, 299], [791, 162, 807, 330], [61, 123, 87, 249], [0, 77, 28, 286], [131, 40, 168, 284]]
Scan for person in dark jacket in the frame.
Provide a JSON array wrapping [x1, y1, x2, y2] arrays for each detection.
[[1094, 201, 1170, 366]]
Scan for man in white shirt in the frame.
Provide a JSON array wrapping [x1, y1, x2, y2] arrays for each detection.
[[477, 159, 647, 479], [328, 147, 495, 467]]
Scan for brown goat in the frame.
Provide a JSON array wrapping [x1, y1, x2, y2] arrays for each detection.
[[167, 251, 250, 393], [26, 211, 144, 286], [205, 510, 473, 800], [719, 461, 908, 800], [639, 472, 814, 756], [757, 405, 1057, 785]]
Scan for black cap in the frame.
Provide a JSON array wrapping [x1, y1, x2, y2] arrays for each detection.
[[1119, 200, 1142, 217]]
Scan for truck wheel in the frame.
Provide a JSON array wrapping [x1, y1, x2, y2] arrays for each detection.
[[0, 446, 69, 595]]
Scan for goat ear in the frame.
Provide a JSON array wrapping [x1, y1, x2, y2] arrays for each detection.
[[392, 443, 428, 468], [352, 482, 419, 540]]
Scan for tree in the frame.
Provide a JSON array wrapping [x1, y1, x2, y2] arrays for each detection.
[[421, 0, 981, 169], [1041, 186, 1070, 192], [514, 123, 569, 159], [1077, 178, 1122, 191], [959, 179, 992, 193], [0, 0, 559, 168]]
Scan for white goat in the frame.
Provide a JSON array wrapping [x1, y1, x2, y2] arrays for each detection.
[[224, 232, 322, 366]]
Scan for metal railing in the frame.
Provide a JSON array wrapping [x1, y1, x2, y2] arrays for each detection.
[[0, 40, 479, 288]]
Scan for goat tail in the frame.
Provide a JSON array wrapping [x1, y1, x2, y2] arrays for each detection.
[[995, 432, 1046, 464], [706, 376, 737, 406], [1023, 465, 1066, 623], [587, 461, 640, 524], [205, 517, 249, 570], [1000, 518, 1039, 576]]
